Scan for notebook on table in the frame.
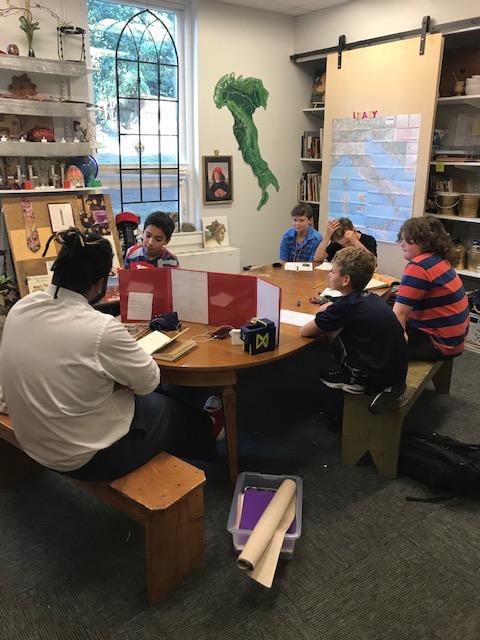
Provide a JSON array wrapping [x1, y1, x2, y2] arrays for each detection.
[[136, 328, 189, 355]]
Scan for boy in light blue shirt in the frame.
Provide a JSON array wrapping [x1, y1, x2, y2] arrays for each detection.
[[279, 204, 322, 262]]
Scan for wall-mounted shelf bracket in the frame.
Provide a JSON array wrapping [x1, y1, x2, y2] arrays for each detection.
[[419, 16, 431, 55], [337, 35, 346, 69]]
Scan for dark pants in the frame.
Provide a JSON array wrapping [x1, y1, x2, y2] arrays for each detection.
[[406, 327, 452, 362], [63, 391, 216, 482]]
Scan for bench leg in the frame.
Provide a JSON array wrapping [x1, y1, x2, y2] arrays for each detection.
[[0, 439, 40, 489], [432, 358, 453, 394], [144, 486, 204, 605], [342, 394, 403, 480]]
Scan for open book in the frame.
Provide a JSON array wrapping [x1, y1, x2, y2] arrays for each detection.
[[136, 328, 189, 355]]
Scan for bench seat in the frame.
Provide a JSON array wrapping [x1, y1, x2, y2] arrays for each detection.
[[0, 414, 206, 605], [341, 359, 453, 479]]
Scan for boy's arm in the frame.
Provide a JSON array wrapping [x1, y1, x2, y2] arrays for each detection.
[[279, 232, 290, 262], [301, 319, 326, 338], [393, 301, 413, 329], [313, 220, 340, 263]]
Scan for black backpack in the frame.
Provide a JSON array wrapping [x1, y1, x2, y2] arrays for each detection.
[[399, 431, 480, 497]]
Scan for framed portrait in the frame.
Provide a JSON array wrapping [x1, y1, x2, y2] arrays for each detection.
[[203, 155, 233, 204], [202, 215, 230, 248]]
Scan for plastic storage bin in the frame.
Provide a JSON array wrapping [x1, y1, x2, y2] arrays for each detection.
[[227, 471, 303, 559]]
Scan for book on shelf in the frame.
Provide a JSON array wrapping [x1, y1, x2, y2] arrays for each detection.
[[301, 129, 323, 159], [152, 338, 197, 362], [298, 172, 321, 202], [136, 328, 189, 355]]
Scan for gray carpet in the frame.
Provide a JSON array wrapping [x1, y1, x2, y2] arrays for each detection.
[[1, 349, 480, 640]]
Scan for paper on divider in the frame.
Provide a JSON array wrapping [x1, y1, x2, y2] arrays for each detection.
[[171, 269, 209, 324], [127, 291, 153, 321], [237, 479, 296, 588], [280, 309, 315, 327]]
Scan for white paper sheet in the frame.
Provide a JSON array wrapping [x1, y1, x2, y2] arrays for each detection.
[[280, 309, 315, 327], [314, 262, 332, 271], [284, 262, 313, 272], [127, 291, 153, 321], [365, 277, 388, 290], [171, 269, 209, 324], [320, 287, 342, 297]]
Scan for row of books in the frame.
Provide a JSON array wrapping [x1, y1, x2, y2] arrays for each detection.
[[298, 172, 321, 203], [301, 129, 323, 159]]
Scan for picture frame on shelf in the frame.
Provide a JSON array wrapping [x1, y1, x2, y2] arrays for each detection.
[[202, 215, 230, 248], [203, 155, 232, 204], [48, 202, 75, 232]]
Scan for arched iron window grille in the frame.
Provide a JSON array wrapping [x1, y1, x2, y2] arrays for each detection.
[[115, 9, 179, 222]]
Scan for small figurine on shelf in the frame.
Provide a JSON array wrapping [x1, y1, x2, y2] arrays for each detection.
[[7, 43, 19, 55], [0, 135, 7, 143], [19, 135, 26, 143], [8, 73, 37, 98], [73, 120, 87, 142]]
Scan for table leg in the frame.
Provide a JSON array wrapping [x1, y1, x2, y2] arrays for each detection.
[[222, 385, 238, 484]]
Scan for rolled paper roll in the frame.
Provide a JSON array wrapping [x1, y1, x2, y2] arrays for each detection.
[[237, 478, 296, 574]]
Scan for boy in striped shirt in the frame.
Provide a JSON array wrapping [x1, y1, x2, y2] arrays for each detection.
[[394, 217, 469, 360], [124, 211, 179, 269]]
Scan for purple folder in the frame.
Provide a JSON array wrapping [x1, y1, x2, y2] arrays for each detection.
[[238, 488, 295, 534]]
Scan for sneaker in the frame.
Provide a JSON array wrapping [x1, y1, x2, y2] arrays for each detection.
[[368, 382, 407, 415], [319, 368, 366, 395], [203, 395, 225, 440]]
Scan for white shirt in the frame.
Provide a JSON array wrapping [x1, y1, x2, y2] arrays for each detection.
[[0, 285, 160, 471]]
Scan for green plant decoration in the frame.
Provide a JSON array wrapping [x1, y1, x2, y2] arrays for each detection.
[[214, 73, 279, 211], [0, 2, 69, 58], [19, 11, 39, 57]]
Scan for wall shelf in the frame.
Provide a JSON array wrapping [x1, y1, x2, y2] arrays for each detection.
[[0, 55, 87, 77], [300, 157, 322, 162], [0, 97, 88, 118], [0, 187, 97, 195], [457, 269, 480, 279], [302, 107, 325, 113], [430, 161, 480, 167], [299, 199, 320, 205], [0, 141, 92, 157], [427, 213, 480, 224], [437, 94, 480, 108]]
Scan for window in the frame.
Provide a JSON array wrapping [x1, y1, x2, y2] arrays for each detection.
[[88, 0, 190, 227]]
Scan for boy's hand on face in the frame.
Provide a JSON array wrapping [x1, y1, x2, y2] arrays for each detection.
[[326, 219, 340, 240], [343, 230, 359, 246]]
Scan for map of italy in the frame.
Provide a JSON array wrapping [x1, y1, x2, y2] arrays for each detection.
[[214, 73, 279, 211], [328, 114, 421, 242]]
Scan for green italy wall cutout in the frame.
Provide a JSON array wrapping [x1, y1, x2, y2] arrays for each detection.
[[214, 73, 279, 211]]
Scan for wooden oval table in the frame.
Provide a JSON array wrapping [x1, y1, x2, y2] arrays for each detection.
[[155, 266, 391, 483]]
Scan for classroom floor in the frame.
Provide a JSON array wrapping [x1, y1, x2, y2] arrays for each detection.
[[1, 348, 480, 640]]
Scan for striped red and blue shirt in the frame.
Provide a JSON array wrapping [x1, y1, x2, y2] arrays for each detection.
[[124, 244, 179, 269], [396, 252, 469, 357]]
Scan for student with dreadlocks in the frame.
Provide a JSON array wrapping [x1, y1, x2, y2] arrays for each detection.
[[0, 228, 216, 481]]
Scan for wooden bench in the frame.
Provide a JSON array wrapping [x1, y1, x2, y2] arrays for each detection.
[[341, 359, 453, 479], [0, 414, 206, 605]]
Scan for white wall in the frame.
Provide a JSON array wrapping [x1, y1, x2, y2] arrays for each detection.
[[294, 0, 480, 54], [196, 0, 305, 268]]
